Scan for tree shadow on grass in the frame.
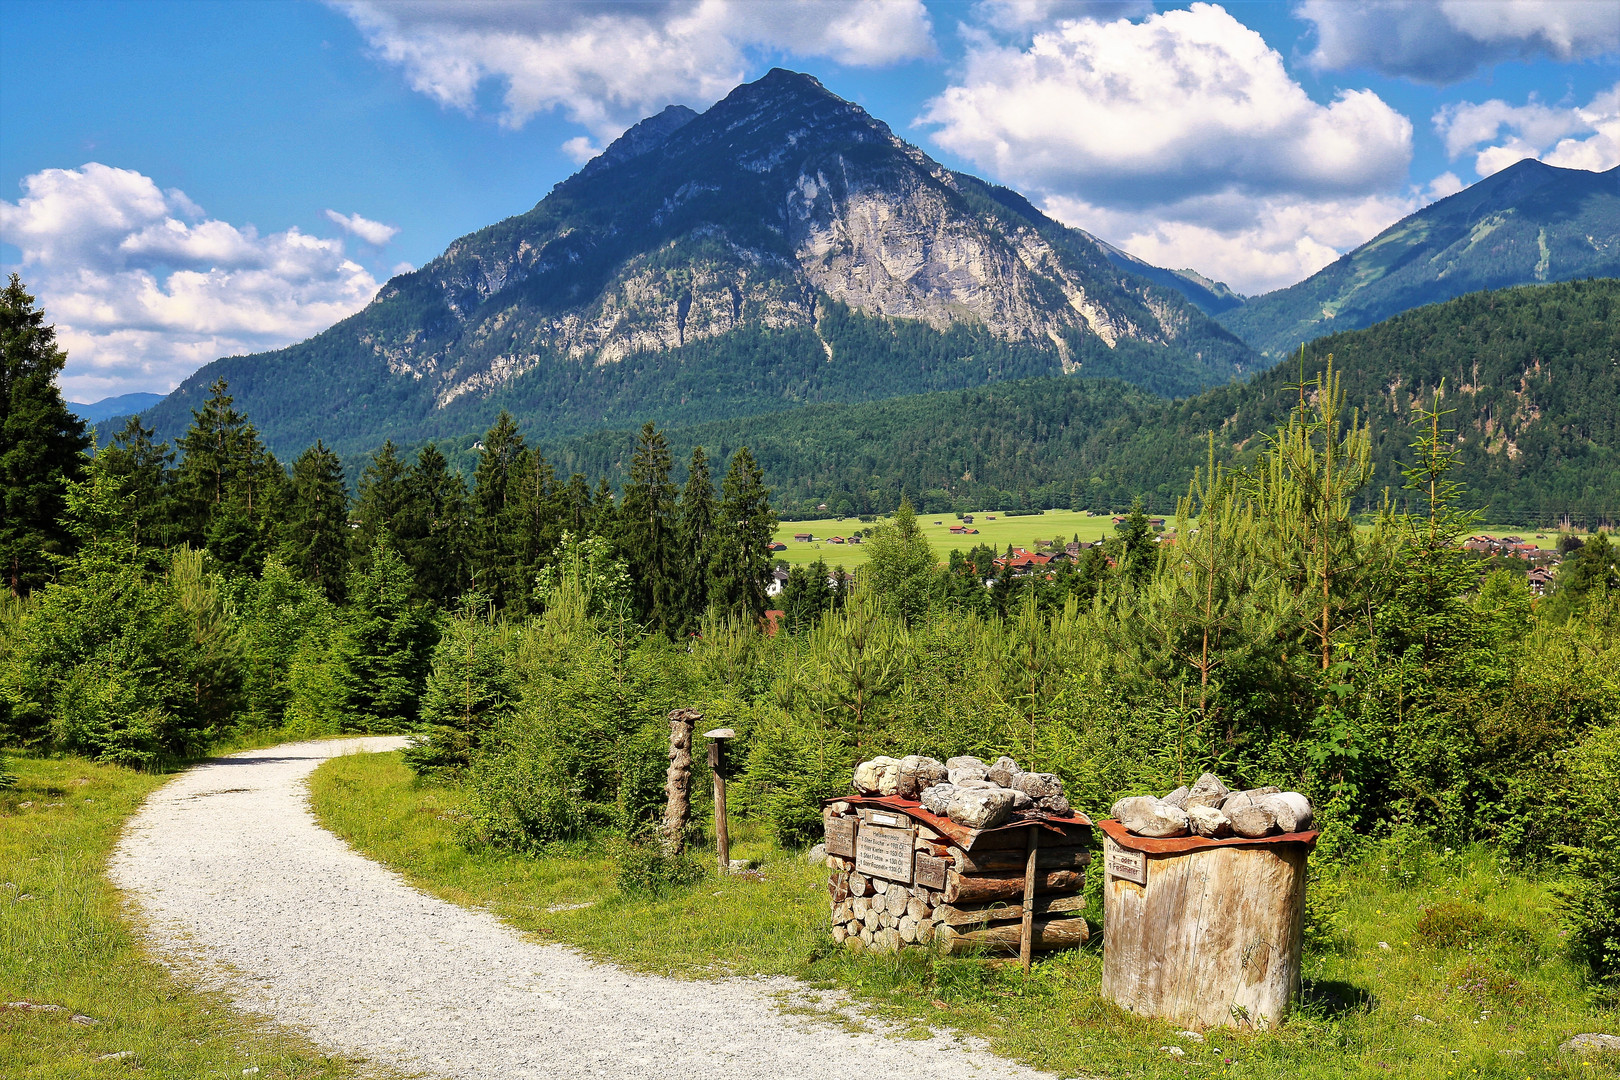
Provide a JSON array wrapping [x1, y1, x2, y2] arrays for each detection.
[[1300, 978, 1376, 1019]]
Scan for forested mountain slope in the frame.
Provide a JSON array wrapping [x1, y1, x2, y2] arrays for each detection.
[[134, 69, 1251, 459], [533, 280, 1619, 525], [1219, 160, 1619, 359]]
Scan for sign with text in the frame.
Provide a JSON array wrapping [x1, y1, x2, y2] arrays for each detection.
[[1104, 838, 1147, 885], [855, 823, 915, 884], [914, 853, 947, 890], [825, 815, 857, 858]]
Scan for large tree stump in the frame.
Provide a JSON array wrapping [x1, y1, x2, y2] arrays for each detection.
[[661, 709, 701, 853]]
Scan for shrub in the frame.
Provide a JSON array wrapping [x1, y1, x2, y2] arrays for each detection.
[[613, 839, 705, 897]]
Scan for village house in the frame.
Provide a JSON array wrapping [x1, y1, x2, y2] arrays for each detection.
[[1526, 566, 1555, 596], [792, 532, 813, 542]]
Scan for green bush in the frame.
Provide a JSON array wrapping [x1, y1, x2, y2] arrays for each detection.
[[1549, 721, 1620, 990], [613, 839, 705, 898]]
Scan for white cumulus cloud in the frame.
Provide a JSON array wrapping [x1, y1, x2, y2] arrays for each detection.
[[1299, 0, 1620, 84], [1437, 83, 1620, 177], [336, 0, 935, 144], [324, 209, 401, 245], [1, 163, 382, 400], [920, 3, 1415, 295]]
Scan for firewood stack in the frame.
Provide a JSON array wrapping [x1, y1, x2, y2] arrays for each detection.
[[823, 755, 1092, 955]]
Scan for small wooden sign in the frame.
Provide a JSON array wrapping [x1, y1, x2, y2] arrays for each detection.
[[865, 810, 903, 827], [855, 824, 915, 883], [1104, 840, 1147, 886], [914, 853, 947, 890], [825, 815, 857, 858]]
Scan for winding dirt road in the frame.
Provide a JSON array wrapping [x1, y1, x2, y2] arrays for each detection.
[[108, 738, 1054, 1079]]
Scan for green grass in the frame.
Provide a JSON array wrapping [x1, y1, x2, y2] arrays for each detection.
[[773, 510, 1120, 569], [0, 755, 368, 1080], [311, 750, 1619, 1079]]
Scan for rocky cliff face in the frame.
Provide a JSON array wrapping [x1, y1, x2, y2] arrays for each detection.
[[367, 69, 1248, 405]]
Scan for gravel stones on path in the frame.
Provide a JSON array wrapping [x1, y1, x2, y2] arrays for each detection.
[[107, 738, 1053, 1080]]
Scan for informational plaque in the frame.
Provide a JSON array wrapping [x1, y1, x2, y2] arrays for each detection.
[[855, 823, 915, 883], [864, 810, 903, 827], [1104, 838, 1147, 885], [914, 852, 947, 890], [825, 815, 857, 858]]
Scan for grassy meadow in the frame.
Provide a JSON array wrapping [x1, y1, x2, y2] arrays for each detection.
[[310, 749, 1620, 1080], [0, 756, 368, 1080], [774, 510, 1123, 569]]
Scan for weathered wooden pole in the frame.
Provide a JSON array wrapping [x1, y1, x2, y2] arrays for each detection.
[[704, 727, 735, 875], [661, 709, 701, 854], [1020, 825, 1040, 973]]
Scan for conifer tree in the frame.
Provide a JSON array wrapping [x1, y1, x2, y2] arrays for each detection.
[[403, 592, 518, 777], [469, 412, 527, 607], [336, 538, 437, 732], [353, 440, 410, 558], [1112, 496, 1156, 585], [401, 445, 469, 605], [675, 446, 715, 631], [93, 417, 177, 552], [863, 494, 936, 625], [708, 447, 776, 621], [1, 274, 89, 595], [621, 423, 677, 634], [280, 441, 350, 602], [507, 448, 563, 615], [175, 378, 282, 575]]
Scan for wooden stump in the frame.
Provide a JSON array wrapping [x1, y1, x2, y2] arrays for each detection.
[[661, 709, 700, 853], [1101, 833, 1308, 1031]]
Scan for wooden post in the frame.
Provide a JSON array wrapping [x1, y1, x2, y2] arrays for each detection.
[[661, 709, 700, 854], [704, 727, 735, 875], [1021, 825, 1040, 973]]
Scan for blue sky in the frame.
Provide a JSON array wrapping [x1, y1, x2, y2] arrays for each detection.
[[1, 0, 1614, 400]]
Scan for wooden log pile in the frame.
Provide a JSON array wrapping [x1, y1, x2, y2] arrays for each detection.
[[823, 754, 1093, 957]]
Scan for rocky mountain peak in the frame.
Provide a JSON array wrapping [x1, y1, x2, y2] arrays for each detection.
[[575, 104, 699, 182]]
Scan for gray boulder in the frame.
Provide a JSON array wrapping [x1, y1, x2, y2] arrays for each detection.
[[920, 783, 957, 817], [897, 755, 948, 798], [1220, 785, 1279, 810], [1227, 802, 1278, 838], [1014, 772, 1064, 800], [1111, 796, 1191, 838], [1009, 789, 1034, 811], [1162, 785, 1190, 809], [1561, 1034, 1620, 1055], [1038, 794, 1072, 817], [1185, 773, 1230, 811], [954, 777, 998, 790], [852, 756, 901, 795], [945, 755, 988, 772], [1188, 805, 1231, 838], [1261, 792, 1313, 833], [806, 842, 829, 863], [947, 788, 1017, 830], [948, 763, 990, 785], [987, 756, 1024, 787]]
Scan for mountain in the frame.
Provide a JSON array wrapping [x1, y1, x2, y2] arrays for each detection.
[[1093, 239, 1245, 316], [529, 280, 1619, 526], [137, 69, 1254, 459], [1219, 160, 1620, 359], [70, 392, 163, 424]]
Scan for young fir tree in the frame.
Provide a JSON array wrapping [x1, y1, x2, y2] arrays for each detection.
[[402, 593, 519, 778], [621, 423, 678, 634], [780, 557, 835, 633], [506, 448, 563, 616], [862, 494, 936, 625], [400, 444, 469, 605], [335, 538, 437, 733], [1112, 496, 1156, 586], [280, 441, 350, 602], [674, 446, 716, 632], [708, 447, 776, 622], [1, 274, 89, 595]]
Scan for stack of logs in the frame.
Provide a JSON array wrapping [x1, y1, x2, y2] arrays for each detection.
[[824, 797, 1092, 955]]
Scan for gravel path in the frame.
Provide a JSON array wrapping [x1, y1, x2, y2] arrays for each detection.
[[108, 738, 1056, 1080]]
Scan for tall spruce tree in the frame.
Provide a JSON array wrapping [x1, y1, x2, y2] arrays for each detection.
[[507, 448, 563, 616], [400, 444, 470, 605], [353, 441, 410, 559], [675, 445, 716, 630], [708, 447, 777, 622], [621, 423, 678, 634], [469, 411, 526, 608], [862, 494, 936, 625], [89, 416, 176, 553], [175, 378, 282, 575], [1, 274, 89, 595], [280, 441, 350, 602]]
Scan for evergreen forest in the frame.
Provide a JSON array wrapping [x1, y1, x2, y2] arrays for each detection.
[[4, 271, 1619, 1002]]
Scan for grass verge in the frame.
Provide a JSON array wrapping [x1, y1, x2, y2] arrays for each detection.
[[311, 750, 1619, 1079], [1, 754, 369, 1080]]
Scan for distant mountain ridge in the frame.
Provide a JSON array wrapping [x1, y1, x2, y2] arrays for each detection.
[[69, 392, 163, 424], [1219, 160, 1620, 358], [136, 69, 1253, 459], [529, 280, 1619, 526]]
